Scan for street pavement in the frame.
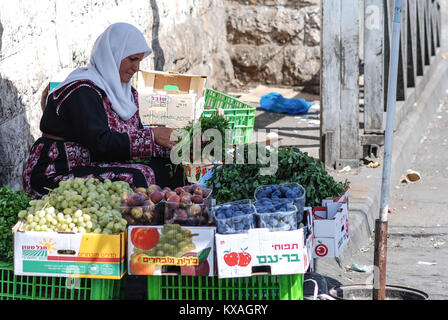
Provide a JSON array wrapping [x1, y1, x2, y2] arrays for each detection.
[[245, 51, 448, 300], [308, 93, 448, 300]]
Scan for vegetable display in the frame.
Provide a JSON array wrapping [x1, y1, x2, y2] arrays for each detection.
[[176, 114, 230, 163], [206, 146, 349, 207], [0, 186, 31, 263]]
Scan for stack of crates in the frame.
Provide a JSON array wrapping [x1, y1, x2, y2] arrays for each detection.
[[0, 262, 122, 300], [201, 89, 256, 145], [147, 274, 303, 300]]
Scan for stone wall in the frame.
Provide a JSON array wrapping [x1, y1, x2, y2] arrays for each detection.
[[226, 0, 321, 88], [0, 0, 321, 190]]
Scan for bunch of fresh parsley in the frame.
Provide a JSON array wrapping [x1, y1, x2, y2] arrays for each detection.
[[0, 186, 31, 263]]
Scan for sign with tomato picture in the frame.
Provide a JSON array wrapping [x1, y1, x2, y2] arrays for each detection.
[[127, 225, 215, 276]]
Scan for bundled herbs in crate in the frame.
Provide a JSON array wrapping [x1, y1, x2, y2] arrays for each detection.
[[205, 146, 350, 208], [127, 114, 230, 179], [176, 113, 230, 164]]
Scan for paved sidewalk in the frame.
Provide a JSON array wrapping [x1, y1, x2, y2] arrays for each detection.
[[237, 46, 448, 299]]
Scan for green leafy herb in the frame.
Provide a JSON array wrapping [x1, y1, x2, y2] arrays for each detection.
[[206, 146, 349, 207], [177, 114, 230, 163], [0, 186, 31, 263]]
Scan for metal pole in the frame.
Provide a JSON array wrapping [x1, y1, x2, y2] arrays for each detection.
[[373, 0, 403, 300]]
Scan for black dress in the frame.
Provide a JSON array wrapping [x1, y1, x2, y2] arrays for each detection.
[[23, 80, 185, 198]]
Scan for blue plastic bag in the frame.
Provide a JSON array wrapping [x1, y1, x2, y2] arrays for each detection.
[[259, 92, 314, 115]]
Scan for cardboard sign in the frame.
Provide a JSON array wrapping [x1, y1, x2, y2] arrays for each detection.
[[215, 227, 310, 279], [13, 222, 126, 279], [127, 225, 215, 277], [312, 202, 350, 258], [136, 70, 207, 128]]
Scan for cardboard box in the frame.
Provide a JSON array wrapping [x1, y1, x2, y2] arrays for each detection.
[[127, 225, 215, 276], [302, 207, 315, 272], [322, 187, 350, 206], [215, 226, 310, 279], [136, 70, 207, 128], [13, 222, 126, 279], [312, 201, 350, 258]]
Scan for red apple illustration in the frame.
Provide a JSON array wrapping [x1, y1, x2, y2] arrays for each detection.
[[223, 251, 239, 266], [238, 248, 251, 267]]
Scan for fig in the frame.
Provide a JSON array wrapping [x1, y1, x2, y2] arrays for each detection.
[[131, 206, 143, 219], [192, 184, 204, 197], [142, 199, 155, 212], [167, 194, 180, 209], [142, 210, 154, 223], [128, 193, 144, 207], [191, 194, 203, 204], [123, 214, 136, 225], [147, 184, 162, 195], [189, 204, 202, 216], [150, 191, 164, 204], [174, 187, 184, 195], [173, 208, 188, 221], [135, 187, 148, 195], [180, 193, 192, 204], [139, 192, 149, 201], [164, 191, 178, 200], [121, 191, 131, 203]]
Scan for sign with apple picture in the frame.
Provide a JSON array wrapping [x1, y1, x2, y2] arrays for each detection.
[[223, 247, 252, 267], [215, 228, 309, 278]]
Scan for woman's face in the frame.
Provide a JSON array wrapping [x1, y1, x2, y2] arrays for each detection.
[[119, 53, 145, 83]]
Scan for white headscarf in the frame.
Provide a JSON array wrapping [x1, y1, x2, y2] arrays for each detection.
[[52, 22, 152, 120]]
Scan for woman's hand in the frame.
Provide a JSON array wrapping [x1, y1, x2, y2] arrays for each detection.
[[152, 127, 178, 149]]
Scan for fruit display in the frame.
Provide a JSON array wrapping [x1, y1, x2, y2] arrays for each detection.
[[120, 185, 165, 226], [121, 184, 212, 226], [212, 200, 256, 234], [254, 182, 306, 222], [254, 199, 298, 231], [17, 178, 132, 234]]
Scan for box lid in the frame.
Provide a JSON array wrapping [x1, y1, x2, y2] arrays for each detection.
[[137, 70, 207, 96]]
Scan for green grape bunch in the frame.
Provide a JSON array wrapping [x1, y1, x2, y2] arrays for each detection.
[[18, 177, 132, 234], [145, 224, 197, 257]]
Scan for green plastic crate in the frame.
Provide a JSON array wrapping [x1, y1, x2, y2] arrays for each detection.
[[201, 89, 256, 145], [147, 274, 303, 300], [49, 82, 60, 91], [0, 262, 122, 300]]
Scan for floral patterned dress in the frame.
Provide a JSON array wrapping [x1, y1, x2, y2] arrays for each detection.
[[23, 80, 174, 199]]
